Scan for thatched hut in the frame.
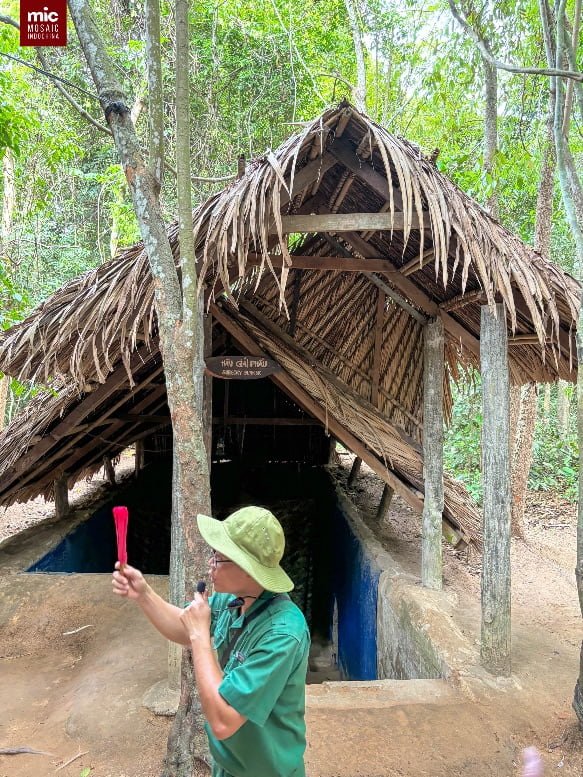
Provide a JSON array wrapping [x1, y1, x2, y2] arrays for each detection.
[[0, 102, 579, 675]]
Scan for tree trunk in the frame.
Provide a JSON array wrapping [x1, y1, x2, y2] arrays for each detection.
[[67, 2, 212, 772], [511, 384, 537, 538], [511, 85, 556, 535], [344, 0, 366, 112], [162, 0, 211, 769], [557, 380, 571, 437], [0, 375, 8, 430]]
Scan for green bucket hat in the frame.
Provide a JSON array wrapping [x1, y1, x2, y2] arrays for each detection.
[[196, 506, 294, 593]]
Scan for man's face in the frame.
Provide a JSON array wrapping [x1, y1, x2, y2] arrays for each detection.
[[208, 549, 254, 593]]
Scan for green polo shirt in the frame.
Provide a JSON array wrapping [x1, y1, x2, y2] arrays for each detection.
[[205, 590, 310, 777]]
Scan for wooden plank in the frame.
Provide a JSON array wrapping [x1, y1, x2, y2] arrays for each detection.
[[421, 317, 444, 591], [212, 417, 321, 426], [480, 303, 511, 676], [248, 253, 391, 271], [371, 288, 385, 407], [273, 212, 430, 234]]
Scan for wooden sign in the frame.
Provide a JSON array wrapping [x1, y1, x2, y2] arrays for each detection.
[[205, 355, 281, 380]]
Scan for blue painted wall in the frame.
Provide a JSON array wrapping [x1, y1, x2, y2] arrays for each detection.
[[333, 504, 379, 680], [28, 505, 116, 573]]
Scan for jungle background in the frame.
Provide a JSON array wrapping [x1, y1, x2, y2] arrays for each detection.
[[1, 0, 581, 508]]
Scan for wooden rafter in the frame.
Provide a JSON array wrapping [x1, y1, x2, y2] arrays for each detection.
[[273, 212, 430, 234], [371, 287, 385, 407], [239, 299, 421, 454], [0, 347, 159, 495]]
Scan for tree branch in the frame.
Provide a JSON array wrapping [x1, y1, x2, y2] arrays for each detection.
[[0, 15, 112, 135], [448, 0, 583, 82]]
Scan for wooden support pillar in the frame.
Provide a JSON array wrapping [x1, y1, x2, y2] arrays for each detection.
[[103, 455, 116, 485], [480, 303, 511, 676], [422, 317, 444, 590], [347, 457, 362, 487], [54, 475, 69, 519], [134, 439, 145, 473], [376, 483, 394, 521]]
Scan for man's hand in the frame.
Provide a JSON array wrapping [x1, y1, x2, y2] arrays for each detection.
[[112, 562, 148, 601], [180, 590, 211, 643]]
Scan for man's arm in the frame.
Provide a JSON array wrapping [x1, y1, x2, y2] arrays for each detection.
[[181, 595, 247, 740], [112, 563, 190, 647]]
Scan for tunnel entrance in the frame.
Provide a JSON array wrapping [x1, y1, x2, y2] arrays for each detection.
[[26, 457, 380, 679]]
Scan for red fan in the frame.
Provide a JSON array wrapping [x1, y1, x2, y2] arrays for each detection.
[[113, 506, 129, 572]]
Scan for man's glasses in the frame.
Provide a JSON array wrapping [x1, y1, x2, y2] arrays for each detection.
[[209, 550, 233, 567]]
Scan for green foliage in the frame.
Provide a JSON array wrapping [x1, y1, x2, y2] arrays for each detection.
[[445, 378, 579, 505], [529, 389, 578, 500], [444, 376, 483, 503]]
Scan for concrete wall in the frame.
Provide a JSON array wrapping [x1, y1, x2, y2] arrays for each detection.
[[332, 483, 473, 682]]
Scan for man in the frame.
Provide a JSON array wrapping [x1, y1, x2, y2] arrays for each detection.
[[112, 505, 310, 777]]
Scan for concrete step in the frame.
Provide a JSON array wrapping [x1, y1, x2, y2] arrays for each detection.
[[306, 677, 457, 709]]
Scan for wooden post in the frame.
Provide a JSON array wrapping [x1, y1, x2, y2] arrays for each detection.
[[480, 303, 511, 676], [347, 457, 362, 487], [421, 317, 444, 590], [134, 439, 145, 473], [54, 475, 69, 519], [103, 455, 116, 485], [376, 483, 394, 521]]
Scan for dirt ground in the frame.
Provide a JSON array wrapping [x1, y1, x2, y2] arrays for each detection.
[[1, 451, 582, 777]]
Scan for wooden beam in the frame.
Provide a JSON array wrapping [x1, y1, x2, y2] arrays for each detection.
[[371, 288, 385, 407], [343, 231, 482, 359], [376, 483, 394, 521], [103, 455, 116, 485], [328, 138, 404, 209], [401, 249, 436, 277], [254, 294, 422, 429], [135, 439, 145, 473], [54, 475, 69, 519], [211, 303, 427, 514], [273, 212, 430, 235], [364, 273, 427, 325], [0, 346, 159, 496], [248, 253, 397, 271], [10, 380, 166, 498], [212, 417, 321, 426], [239, 298, 422, 455], [421, 317, 444, 591], [480, 303, 511, 676], [347, 457, 362, 486], [280, 153, 337, 207], [440, 289, 486, 312]]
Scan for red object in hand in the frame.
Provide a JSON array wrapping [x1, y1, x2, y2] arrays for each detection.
[[113, 506, 129, 568]]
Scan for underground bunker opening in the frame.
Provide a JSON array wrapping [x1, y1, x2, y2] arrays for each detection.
[[26, 460, 380, 679]]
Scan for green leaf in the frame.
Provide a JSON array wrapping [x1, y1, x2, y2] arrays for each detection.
[[79, 767, 91, 777]]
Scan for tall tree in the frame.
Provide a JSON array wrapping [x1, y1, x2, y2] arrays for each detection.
[[66, 2, 211, 774]]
